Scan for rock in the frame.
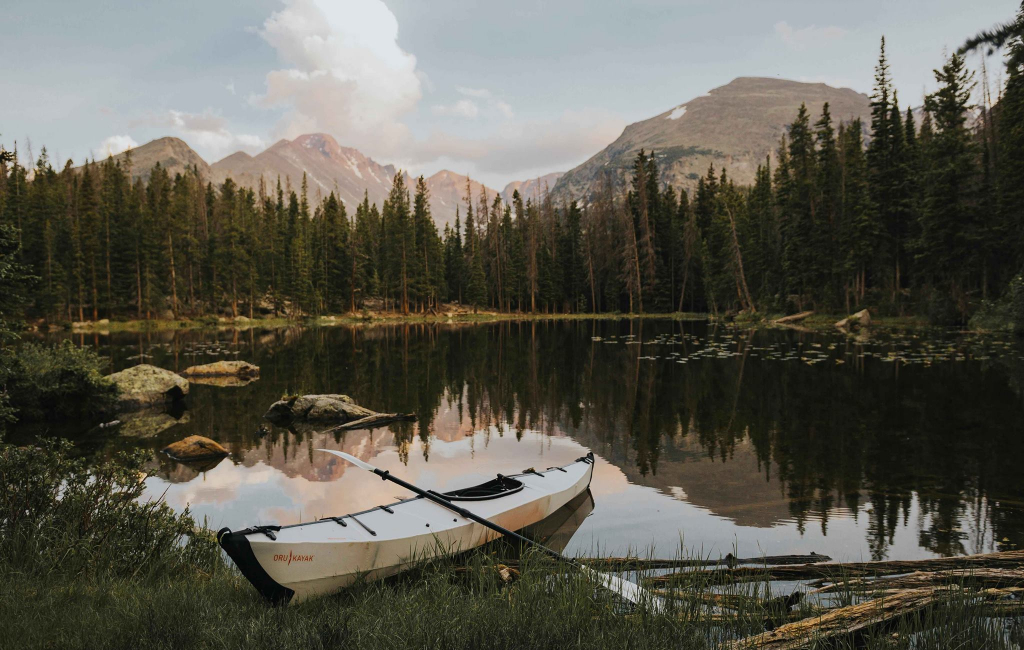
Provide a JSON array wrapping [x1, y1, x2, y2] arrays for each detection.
[[264, 394, 376, 424], [107, 364, 189, 411], [162, 435, 228, 461], [233, 315, 251, 323], [97, 318, 110, 325], [180, 360, 259, 379], [160, 309, 175, 320]]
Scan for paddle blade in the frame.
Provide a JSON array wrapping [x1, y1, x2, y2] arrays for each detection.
[[316, 449, 376, 472], [580, 566, 664, 612]]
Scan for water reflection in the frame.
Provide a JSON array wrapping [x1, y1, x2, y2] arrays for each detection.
[[20, 320, 1024, 562]]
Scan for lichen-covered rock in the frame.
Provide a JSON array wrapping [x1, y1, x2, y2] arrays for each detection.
[[107, 364, 189, 411], [264, 394, 376, 423], [180, 360, 259, 379], [162, 435, 229, 461]]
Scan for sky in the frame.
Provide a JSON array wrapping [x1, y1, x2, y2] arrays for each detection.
[[0, 0, 1017, 189]]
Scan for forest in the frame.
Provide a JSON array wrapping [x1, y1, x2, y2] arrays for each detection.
[[1, 36, 1023, 326]]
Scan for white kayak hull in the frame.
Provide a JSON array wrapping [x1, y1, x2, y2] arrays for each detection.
[[219, 453, 595, 604]]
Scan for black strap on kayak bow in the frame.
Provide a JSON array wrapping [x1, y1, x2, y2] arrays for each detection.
[[378, 505, 394, 514], [327, 516, 348, 527], [252, 525, 281, 540]]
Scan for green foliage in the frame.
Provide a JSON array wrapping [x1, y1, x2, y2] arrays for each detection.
[[0, 438, 220, 579], [1, 340, 118, 423], [2, 9, 1024, 322]]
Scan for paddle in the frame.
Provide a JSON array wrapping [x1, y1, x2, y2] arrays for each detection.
[[317, 448, 660, 610]]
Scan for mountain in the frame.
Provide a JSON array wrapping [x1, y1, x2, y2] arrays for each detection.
[[209, 134, 497, 229], [210, 133, 398, 211], [91, 136, 210, 182], [551, 77, 872, 200], [423, 170, 497, 229], [500, 172, 563, 205]]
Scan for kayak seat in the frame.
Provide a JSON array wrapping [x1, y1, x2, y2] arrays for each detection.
[[442, 476, 525, 501]]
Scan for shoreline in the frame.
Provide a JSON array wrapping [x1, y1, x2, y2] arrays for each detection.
[[40, 309, 950, 334]]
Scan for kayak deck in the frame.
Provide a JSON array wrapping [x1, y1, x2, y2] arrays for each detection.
[[219, 452, 595, 604]]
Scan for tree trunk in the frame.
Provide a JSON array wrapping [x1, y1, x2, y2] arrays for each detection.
[[725, 203, 755, 312], [167, 232, 178, 317]]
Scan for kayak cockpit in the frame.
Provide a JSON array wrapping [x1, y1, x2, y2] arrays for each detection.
[[442, 475, 524, 501]]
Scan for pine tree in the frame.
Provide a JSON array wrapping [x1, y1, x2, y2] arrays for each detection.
[[918, 52, 979, 320]]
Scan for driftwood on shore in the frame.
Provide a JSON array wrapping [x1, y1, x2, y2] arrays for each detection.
[[646, 549, 1024, 585], [727, 585, 1024, 650], [773, 311, 814, 325], [578, 553, 832, 571]]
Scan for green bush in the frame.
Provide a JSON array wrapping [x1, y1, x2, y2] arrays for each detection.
[[1, 340, 118, 423], [0, 438, 220, 579]]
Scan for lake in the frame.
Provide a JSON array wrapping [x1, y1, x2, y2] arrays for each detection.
[[20, 319, 1024, 563]]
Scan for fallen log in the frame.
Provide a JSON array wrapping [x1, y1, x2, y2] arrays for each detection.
[[647, 550, 1024, 586], [728, 587, 948, 649], [773, 311, 814, 325], [809, 568, 1024, 595], [728, 584, 1024, 649], [579, 553, 831, 571]]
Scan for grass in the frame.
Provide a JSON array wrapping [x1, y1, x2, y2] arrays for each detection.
[[3, 436, 1021, 649], [4, 552, 1023, 650]]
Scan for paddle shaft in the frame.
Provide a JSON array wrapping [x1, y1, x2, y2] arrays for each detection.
[[371, 467, 573, 566]]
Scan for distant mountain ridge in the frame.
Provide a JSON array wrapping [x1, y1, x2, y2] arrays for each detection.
[[500, 172, 564, 205], [550, 77, 872, 201], [84, 77, 873, 224], [88, 133, 501, 229]]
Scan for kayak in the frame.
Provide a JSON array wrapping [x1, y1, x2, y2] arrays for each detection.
[[218, 452, 596, 604]]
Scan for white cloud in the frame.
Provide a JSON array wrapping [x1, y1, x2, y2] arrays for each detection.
[[253, 0, 421, 157], [94, 135, 138, 159], [774, 21, 846, 51], [456, 86, 491, 99], [494, 100, 514, 119], [226, 81, 236, 95], [432, 99, 480, 119], [433, 87, 513, 121]]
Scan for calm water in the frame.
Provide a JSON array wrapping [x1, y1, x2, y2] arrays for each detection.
[[20, 319, 1024, 563]]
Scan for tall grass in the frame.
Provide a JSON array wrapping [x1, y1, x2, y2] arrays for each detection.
[[0, 439, 1020, 649]]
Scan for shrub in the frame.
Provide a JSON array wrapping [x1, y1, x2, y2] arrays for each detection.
[[1, 340, 118, 423], [0, 438, 220, 579]]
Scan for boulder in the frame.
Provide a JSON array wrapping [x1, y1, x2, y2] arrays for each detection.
[[162, 435, 229, 461], [264, 394, 376, 424], [107, 364, 189, 411], [180, 360, 259, 379]]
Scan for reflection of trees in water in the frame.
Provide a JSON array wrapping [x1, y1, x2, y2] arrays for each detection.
[[73, 321, 1024, 558], [275, 320, 1024, 558]]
